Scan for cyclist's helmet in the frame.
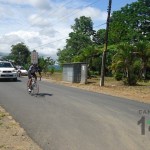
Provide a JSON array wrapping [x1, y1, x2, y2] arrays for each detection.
[[33, 63, 37, 66]]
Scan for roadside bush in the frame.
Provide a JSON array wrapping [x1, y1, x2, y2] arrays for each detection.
[[49, 67, 55, 75], [123, 73, 138, 85], [114, 72, 123, 81]]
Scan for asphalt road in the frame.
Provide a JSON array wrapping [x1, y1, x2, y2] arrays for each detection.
[[0, 77, 150, 150]]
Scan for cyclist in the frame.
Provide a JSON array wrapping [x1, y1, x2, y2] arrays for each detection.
[[27, 63, 41, 92]]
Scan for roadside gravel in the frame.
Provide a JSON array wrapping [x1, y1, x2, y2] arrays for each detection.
[[0, 106, 42, 150]]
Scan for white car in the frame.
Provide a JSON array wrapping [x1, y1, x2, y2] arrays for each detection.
[[17, 66, 28, 76], [0, 61, 17, 81]]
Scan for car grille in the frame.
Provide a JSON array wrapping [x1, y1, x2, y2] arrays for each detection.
[[1, 74, 13, 77], [3, 71, 11, 73]]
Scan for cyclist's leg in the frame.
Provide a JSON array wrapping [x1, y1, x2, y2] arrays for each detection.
[[33, 73, 37, 82], [32, 73, 39, 95], [27, 72, 32, 90], [38, 71, 42, 81]]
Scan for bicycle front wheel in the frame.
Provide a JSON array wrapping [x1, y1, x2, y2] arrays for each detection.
[[32, 82, 39, 95]]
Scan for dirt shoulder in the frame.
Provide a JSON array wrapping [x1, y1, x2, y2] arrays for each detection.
[[0, 106, 42, 150], [46, 77, 150, 104], [0, 76, 149, 150]]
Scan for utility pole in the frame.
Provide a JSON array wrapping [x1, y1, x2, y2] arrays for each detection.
[[100, 0, 112, 86]]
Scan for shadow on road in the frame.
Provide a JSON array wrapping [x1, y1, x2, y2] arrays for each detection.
[[35, 93, 53, 98]]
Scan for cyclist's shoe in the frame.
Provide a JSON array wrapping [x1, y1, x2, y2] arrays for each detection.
[[28, 88, 31, 93]]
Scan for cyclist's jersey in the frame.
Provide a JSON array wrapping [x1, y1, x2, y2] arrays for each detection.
[[28, 65, 38, 74]]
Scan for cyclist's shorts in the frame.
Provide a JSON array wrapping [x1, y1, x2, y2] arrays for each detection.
[[28, 71, 36, 79]]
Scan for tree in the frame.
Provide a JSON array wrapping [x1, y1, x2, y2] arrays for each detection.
[[10, 42, 30, 65], [109, 0, 150, 44], [57, 1, 150, 82], [38, 56, 55, 75], [57, 16, 95, 65], [93, 29, 106, 45], [111, 43, 139, 85], [65, 16, 94, 57], [57, 48, 73, 64], [134, 41, 150, 79], [66, 32, 92, 56], [72, 45, 102, 75], [71, 16, 94, 36]]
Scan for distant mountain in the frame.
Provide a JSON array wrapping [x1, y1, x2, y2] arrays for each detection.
[[0, 52, 9, 60], [49, 65, 62, 71], [0, 52, 8, 56], [54, 65, 62, 71]]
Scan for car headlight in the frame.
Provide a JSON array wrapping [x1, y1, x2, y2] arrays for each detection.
[[0, 70, 2, 72]]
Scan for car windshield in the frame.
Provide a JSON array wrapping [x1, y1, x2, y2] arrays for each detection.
[[0, 62, 13, 68], [20, 67, 25, 70]]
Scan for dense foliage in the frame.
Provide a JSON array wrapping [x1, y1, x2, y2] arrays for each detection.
[[3, 42, 31, 66], [38, 56, 55, 75], [109, 0, 150, 44], [57, 0, 150, 85]]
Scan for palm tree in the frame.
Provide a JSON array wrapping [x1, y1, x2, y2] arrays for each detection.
[[111, 43, 138, 85], [135, 41, 150, 80]]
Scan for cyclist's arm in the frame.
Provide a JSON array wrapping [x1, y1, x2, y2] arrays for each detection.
[[38, 70, 42, 81], [33, 66, 41, 80]]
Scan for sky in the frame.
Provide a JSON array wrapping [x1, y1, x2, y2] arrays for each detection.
[[0, 0, 137, 60]]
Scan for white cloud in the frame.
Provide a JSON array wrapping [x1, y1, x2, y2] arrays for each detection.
[[0, 28, 68, 60], [76, 7, 107, 21], [0, 34, 24, 53], [0, 0, 51, 9], [8, 31, 39, 40], [0, 34, 23, 44], [0, 0, 108, 60], [29, 14, 52, 27], [28, 0, 51, 10], [0, 5, 14, 18], [39, 27, 58, 37]]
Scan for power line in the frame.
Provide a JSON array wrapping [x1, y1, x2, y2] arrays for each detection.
[[31, 37, 67, 49], [23, 0, 100, 31], [18, 0, 101, 50], [24, 0, 75, 31], [0, 0, 75, 36], [30, 22, 106, 50], [50, 0, 99, 27], [4, 0, 100, 45], [27, 0, 100, 49], [94, 23, 106, 28], [1, 0, 107, 53]]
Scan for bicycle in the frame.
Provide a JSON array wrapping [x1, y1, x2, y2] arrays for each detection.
[[27, 75, 39, 96]]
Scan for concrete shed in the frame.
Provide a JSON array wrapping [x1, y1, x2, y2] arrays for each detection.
[[63, 62, 87, 84]]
